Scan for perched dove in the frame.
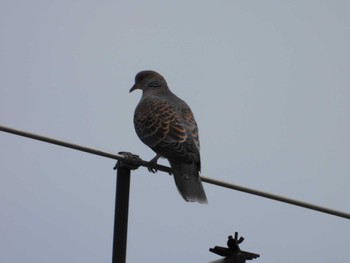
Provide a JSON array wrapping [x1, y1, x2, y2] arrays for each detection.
[[130, 70, 208, 204]]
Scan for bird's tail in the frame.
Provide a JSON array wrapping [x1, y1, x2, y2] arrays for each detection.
[[168, 160, 208, 204]]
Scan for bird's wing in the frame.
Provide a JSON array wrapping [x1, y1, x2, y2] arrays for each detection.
[[180, 102, 200, 150], [134, 97, 198, 163]]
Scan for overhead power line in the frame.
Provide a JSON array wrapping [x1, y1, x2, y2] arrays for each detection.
[[0, 124, 349, 220]]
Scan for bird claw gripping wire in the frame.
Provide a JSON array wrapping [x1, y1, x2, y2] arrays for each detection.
[[147, 154, 161, 173], [209, 232, 260, 262], [113, 152, 142, 170]]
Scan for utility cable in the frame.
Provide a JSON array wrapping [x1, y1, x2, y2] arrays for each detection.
[[1, 124, 349, 220]]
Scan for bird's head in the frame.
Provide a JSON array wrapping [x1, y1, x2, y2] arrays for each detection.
[[129, 70, 167, 93]]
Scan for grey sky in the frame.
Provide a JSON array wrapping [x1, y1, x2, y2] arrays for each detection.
[[1, 1, 349, 262]]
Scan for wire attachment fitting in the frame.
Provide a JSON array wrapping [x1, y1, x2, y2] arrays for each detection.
[[113, 152, 142, 170], [209, 232, 260, 263]]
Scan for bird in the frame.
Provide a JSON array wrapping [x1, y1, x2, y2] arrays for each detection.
[[129, 70, 208, 204]]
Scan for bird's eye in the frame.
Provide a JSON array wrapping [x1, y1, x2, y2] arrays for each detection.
[[147, 80, 161, 87]]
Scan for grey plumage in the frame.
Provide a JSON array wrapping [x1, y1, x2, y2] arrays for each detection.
[[130, 70, 208, 204]]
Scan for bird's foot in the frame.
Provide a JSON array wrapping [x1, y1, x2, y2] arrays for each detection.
[[148, 155, 160, 173]]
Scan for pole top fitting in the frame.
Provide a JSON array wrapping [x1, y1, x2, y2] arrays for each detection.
[[113, 152, 142, 170]]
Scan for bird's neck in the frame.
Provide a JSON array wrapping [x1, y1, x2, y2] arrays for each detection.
[[142, 85, 174, 98]]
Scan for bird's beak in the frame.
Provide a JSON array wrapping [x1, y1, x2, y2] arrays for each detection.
[[129, 84, 137, 93]]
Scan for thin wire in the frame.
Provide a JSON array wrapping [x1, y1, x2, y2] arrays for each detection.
[[0, 125, 171, 172], [1, 124, 349, 220], [201, 177, 350, 219]]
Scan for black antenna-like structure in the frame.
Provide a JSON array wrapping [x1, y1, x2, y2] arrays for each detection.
[[209, 232, 260, 263]]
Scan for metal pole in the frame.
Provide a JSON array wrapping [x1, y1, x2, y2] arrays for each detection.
[[112, 162, 131, 263]]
